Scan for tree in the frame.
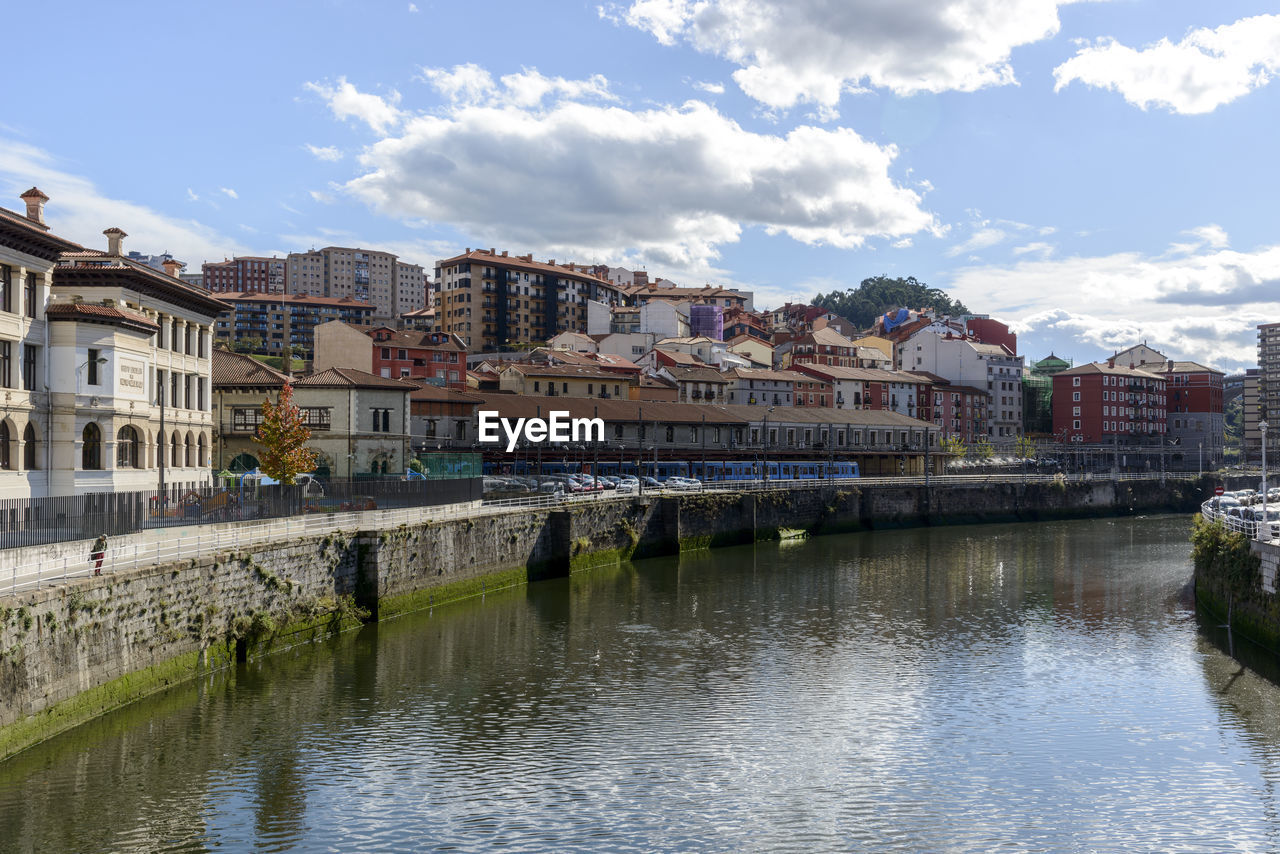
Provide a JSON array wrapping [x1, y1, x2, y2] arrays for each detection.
[[813, 275, 970, 331], [972, 438, 995, 461], [941, 435, 967, 458], [1015, 435, 1037, 460], [253, 382, 318, 485], [233, 335, 265, 354]]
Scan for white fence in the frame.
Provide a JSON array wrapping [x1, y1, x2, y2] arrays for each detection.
[[1200, 499, 1280, 544]]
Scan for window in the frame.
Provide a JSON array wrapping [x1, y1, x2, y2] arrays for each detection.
[[87, 349, 100, 385], [23, 422, 36, 470], [82, 423, 102, 470], [171, 319, 180, 352], [371, 408, 392, 432], [1073, 419, 1081, 430], [24, 273, 37, 318], [172, 433, 180, 467], [0, 265, 9, 313], [665, 426, 674, 442], [0, 341, 9, 388], [185, 434, 194, 467], [116, 426, 139, 468], [0, 421, 9, 469], [1072, 391, 1080, 401], [21, 345, 36, 391], [1072, 377, 1080, 387]]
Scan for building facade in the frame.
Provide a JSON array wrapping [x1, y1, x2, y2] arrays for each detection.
[[213, 293, 375, 358], [202, 256, 287, 294], [1052, 361, 1168, 445], [435, 249, 628, 351], [286, 247, 426, 324]]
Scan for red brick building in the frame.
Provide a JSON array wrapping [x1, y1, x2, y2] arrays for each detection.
[[1052, 361, 1167, 444], [369, 327, 468, 389]]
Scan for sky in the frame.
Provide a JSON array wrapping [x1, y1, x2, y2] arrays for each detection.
[[2, 0, 1278, 373]]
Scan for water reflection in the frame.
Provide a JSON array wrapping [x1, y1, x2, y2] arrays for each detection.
[[4, 515, 1280, 851]]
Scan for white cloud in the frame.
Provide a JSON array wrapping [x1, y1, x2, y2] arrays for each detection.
[[605, 0, 1078, 113], [304, 77, 404, 134], [186, 188, 199, 202], [1012, 241, 1054, 258], [421, 64, 617, 108], [309, 190, 335, 204], [219, 187, 238, 199], [0, 139, 248, 265], [408, 2, 418, 10], [693, 80, 725, 94], [1053, 14, 1280, 114], [892, 237, 913, 249], [948, 238, 1280, 372], [305, 144, 343, 162], [945, 227, 1007, 257], [341, 95, 937, 271]]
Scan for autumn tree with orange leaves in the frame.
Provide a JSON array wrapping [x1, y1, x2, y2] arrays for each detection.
[[253, 382, 318, 485]]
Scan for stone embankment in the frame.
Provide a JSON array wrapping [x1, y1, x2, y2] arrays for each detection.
[[0, 476, 1208, 760]]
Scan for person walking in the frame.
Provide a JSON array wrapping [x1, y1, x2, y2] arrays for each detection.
[[90, 534, 108, 576]]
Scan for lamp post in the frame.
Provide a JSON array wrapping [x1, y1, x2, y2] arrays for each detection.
[[1261, 420, 1269, 541], [762, 406, 775, 483], [1198, 441, 1202, 478]]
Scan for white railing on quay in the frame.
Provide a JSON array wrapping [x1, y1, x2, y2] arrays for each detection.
[[1200, 499, 1280, 544]]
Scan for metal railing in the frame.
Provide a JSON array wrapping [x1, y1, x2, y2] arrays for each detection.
[[1200, 499, 1280, 543], [4, 472, 1197, 595]]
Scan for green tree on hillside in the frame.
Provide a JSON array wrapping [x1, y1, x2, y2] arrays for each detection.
[[813, 275, 969, 331]]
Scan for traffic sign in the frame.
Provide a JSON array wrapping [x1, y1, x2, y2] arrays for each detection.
[[1215, 486, 1224, 496]]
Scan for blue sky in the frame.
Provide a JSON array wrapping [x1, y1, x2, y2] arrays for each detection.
[[3, 0, 1278, 372]]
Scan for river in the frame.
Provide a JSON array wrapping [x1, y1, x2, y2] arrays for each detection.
[[2, 514, 1279, 852]]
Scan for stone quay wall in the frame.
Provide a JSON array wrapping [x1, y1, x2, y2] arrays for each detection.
[[0, 475, 1211, 760]]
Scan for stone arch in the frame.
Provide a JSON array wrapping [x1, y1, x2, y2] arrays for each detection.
[[22, 420, 38, 471], [0, 418, 13, 470], [82, 422, 103, 470], [229, 452, 259, 472], [185, 431, 194, 468], [116, 425, 141, 468], [197, 432, 207, 469], [171, 431, 181, 468]]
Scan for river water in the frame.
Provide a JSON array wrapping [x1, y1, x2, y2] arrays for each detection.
[[2, 515, 1280, 852]]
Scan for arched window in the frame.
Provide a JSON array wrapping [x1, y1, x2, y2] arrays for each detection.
[[171, 433, 180, 467], [23, 422, 37, 470], [116, 426, 139, 468], [0, 422, 10, 470], [197, 433, 206, 469], [82, 423, 102, 470], [185, 432, 193, 467]]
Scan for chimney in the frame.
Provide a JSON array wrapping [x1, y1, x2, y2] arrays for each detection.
[[489, 247, 495, 255], [502, 250, 508, 257], [162, 258, 183, 278], [19, 187, 49, 225], [465, 247, 470, 253], [103, 227, 127, 256], [1107, 358, 1115, 368]]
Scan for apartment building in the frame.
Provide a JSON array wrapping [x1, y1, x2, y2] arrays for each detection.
[[435, 249, 628, 351], [1160, 360, 1224, 469], [899, 330, 1024, 444], [311, 320, 467, 389], [212, 293, 375, 358], [286, 247, 426, 324], [1051, 361, 1167, 444], [1260, 323, 1280, 454], [202, 256, 286, 294]]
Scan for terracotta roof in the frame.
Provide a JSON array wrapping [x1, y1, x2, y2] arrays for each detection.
[[44, 301, 159, 334], [55, 257, 227, 316], [437, 249, 621, 286], [294, 367, 418, 390], [366, 327, 466, 350], [217, 293, 376, 310], [663, 365, 731, 384], [1161, 360, 1222, 374], [503, 363, 623, 381], [465, 394, 936, 429], [1056, 362, 1164, 380], [408, 385, 485, 403], [211, 348, 289, 388], [0, 204, 83, 258], [652, 350, 704, 366]]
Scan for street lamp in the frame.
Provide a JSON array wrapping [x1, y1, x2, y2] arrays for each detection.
[[762, 406, 775, 483], [1261, 420, 1268, 541]]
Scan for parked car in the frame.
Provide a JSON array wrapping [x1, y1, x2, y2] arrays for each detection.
[[664, 476, 704, 491]]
